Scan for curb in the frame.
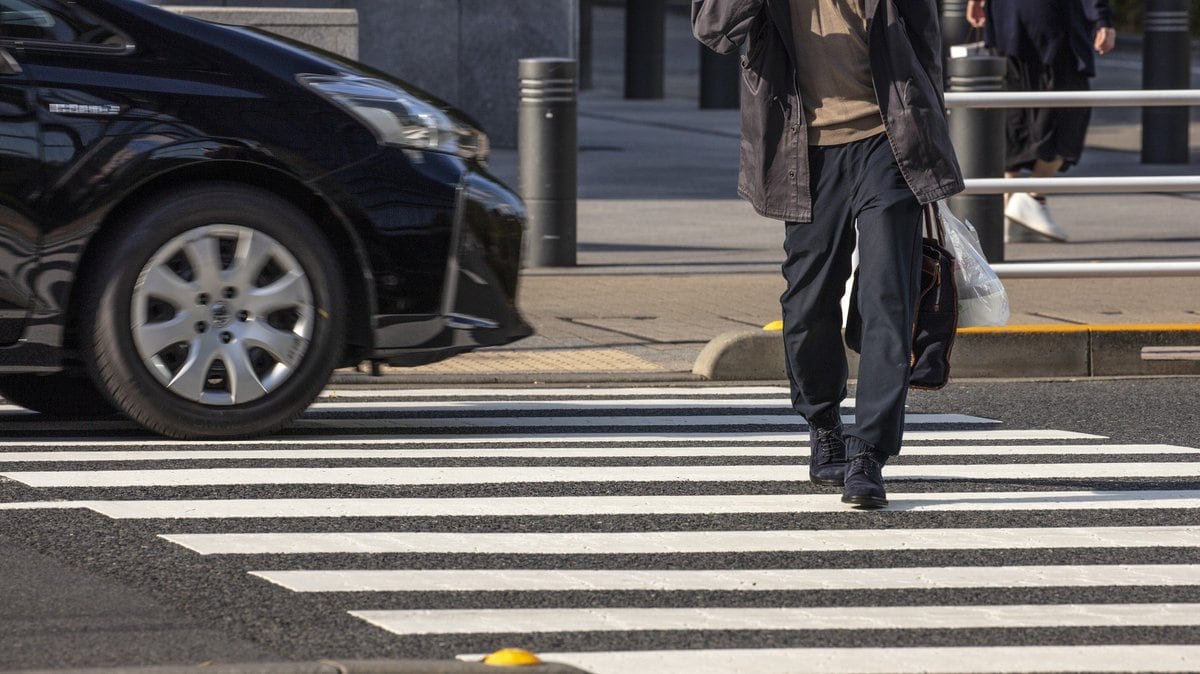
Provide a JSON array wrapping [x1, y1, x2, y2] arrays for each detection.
[[17, 658, 590, 674], [693, 325, 1200, 380]]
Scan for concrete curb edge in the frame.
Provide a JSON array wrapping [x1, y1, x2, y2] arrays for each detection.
[[693, 326, 1200, 380], [17, 659, 590, 674]]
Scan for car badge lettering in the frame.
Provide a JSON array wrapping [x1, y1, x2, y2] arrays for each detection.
[[210, 302, 231, 328], [48, 103, 121, 116]]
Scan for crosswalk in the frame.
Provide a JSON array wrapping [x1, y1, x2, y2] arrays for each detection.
[[2, 384, 1199, 673]]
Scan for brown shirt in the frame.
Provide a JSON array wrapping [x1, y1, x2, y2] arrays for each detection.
[[790, 0, 885, 145]]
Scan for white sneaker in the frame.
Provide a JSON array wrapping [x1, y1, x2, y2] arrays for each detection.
[[1004, 192, 1069, 242], [1005, 217, 1058, 243]]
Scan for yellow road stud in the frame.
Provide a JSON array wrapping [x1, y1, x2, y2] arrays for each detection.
[[483, 648, 544, 666]]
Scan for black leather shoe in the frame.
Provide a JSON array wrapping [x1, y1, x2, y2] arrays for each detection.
[[842, 449, 888, 508], [808, 409, 847, 487]]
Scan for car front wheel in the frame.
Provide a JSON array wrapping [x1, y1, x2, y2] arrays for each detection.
[[83, 183, 346, 439]]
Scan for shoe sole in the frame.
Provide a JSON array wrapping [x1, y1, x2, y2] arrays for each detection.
[[841, 494, 888, 509], [810, 476, 845, 487], [1004, 213, 1068, 242]]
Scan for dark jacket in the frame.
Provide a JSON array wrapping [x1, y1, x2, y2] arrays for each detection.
[[984, 0, 1114, 77], [692, 0, 964, 222]]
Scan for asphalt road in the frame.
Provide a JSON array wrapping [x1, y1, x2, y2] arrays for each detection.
[[1, 378, 1198, 673]]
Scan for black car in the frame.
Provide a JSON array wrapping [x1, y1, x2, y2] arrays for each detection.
[[0, 0, 531, 438]]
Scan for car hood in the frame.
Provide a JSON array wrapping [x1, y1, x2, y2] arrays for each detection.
[[111, 0, 484, 132]]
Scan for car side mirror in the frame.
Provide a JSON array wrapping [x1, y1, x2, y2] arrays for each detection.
[[0, 47, 22, 76]]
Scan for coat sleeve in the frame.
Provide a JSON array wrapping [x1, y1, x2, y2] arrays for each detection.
[[1082, 0, 1114, 28], [692, 0, 764, 54], [896, 0, 947, 98]]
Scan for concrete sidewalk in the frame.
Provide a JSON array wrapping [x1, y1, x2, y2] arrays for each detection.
[[333, 270, 1200, 385], [338, 10, 1200, 385]]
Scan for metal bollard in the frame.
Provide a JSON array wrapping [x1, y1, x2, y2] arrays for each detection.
[[699, 44, 740, 109], [1143, 0, 1191, 164], [625, 0, 665, 99], [519, 58, 578, 268], [938, 0, 971, 68], [947, 54, 1008, 262]]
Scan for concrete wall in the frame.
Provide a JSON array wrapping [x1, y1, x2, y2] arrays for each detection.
[[163, 1, 579, 148], [163, 6, 358, 59]]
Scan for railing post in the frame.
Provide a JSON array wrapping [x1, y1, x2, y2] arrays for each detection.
[[625, 0, 665, 99], [1143, 0, 1191, 163], [519, 58, 578, 267], [699, 44, 740, 109], [948, 54, 1008, 262]]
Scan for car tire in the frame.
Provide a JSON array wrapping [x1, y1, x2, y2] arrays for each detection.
[[0, 373, 120, 418], [81, 183, 346, 439]]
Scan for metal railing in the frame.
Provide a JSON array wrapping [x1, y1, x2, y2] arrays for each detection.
[[989, 260, 1200, 278], [966, 176, 1200, 194], [946, 90, 1200, 108], [944, 88, 1200, 278]]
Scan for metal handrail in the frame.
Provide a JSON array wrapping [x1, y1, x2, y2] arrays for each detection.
[[992, 261, 1200, 278], [950, 89, 1200, 196], [946, 89, 1200, 108], [946, 88, 1200, 277], [964, 176, 1200, 194]]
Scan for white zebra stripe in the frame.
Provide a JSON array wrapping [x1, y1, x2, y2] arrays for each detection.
[[6, 461, 1194, 487], [160, 526, 1200, 555], [352, 604, 1200, 635], [318, 386, 793, 398], [0, 444, 1189, 463], [0, 429, 1107, 448], [290, 413, 997, 428], [0, 412, 996, 431], [2, 490, 1198, 517], [478, 645, 1200, 674], [309, 398, 804, 411], [250, 564, 1200, 593]]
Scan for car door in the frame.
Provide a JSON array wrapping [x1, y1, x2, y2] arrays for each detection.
[[0, 0, 133, 347], [0, 21, 40, 345]]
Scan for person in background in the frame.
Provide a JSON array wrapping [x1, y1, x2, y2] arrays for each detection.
[[967, 0, 1117, 242], [692, 0, 963, 508]]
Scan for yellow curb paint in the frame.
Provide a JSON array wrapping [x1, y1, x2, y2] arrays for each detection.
[[483, 648, 544, 666], [960, 323, 1200, 335], [959, 325, 1090, 334], [1087, 323, 1200, 332]]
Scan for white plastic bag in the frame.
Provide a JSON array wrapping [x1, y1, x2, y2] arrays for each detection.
[[937, 201, 1010, 327]]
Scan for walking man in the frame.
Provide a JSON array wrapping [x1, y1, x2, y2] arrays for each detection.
[[692, 0, 964, 507]]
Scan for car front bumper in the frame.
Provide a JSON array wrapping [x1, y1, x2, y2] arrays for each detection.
[[370, 168, 533, 366]]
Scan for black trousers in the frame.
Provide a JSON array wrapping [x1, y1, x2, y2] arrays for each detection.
[[781, 133, 923, 457], [1004, 49, 1091, 172]]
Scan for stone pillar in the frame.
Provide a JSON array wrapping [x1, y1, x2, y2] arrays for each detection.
[[624, 0, 666, 99], [1142, 0, 1192, 164]]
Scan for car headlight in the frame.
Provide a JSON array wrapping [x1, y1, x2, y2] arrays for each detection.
[[299, 73, 489, 162]]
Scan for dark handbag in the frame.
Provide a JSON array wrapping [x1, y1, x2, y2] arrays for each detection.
[[845, 203, 958, 390]]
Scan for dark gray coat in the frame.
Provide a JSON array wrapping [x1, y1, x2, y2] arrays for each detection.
[[692, 0, 964, 222]]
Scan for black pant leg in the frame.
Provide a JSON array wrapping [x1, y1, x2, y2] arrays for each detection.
[[780, 144, 857, 423], [847, 136, 924, 456]]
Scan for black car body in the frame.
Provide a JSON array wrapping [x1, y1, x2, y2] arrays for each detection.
[[0, 0, 531, 437]]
